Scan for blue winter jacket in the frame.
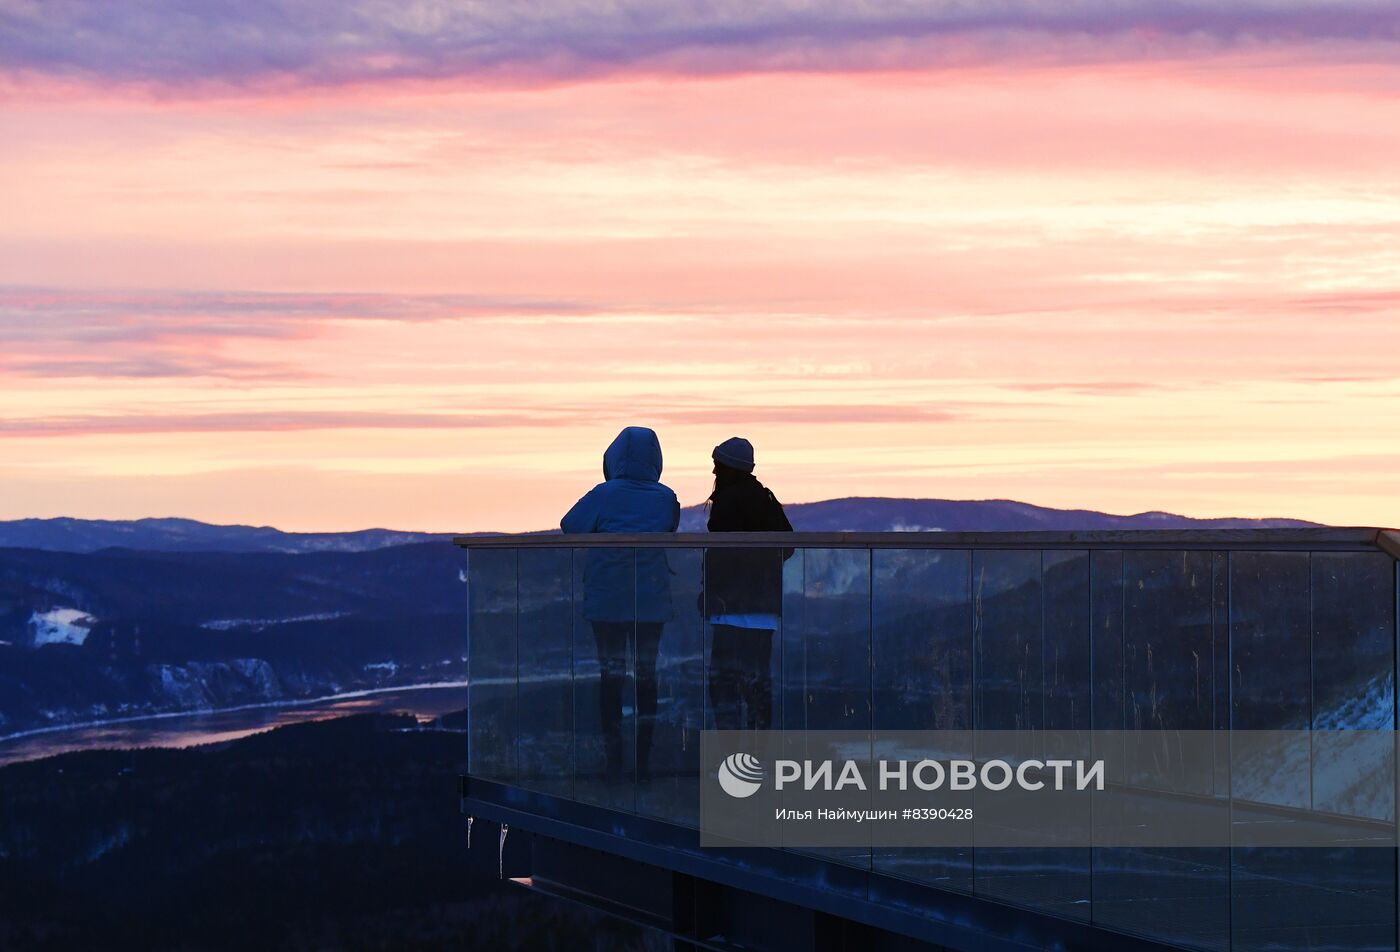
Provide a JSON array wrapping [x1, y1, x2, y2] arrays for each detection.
[[561, 427, 680, 623]]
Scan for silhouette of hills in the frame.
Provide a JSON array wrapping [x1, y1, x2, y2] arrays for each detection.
[[0, 499, 1322, 737], [0, 516, 450, 553], [0, 498, 1321, 553], [682, 496, 1320, 532]]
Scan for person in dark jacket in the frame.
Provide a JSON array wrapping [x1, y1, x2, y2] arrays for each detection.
[[562, 426, 679, 781], [704, 437, 792, 731]]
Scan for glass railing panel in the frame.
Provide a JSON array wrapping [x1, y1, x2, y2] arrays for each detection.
[[1044, 551, 1092, 735], [638, 547, 704, 825], [1093, 550, 1228, 952], [516, 547, 574, 798], [783, 547, 872, 869], [772, 548, 807, 860], [463, 536, 1400, 952], [1212, 552, 1231, 797], [973, 550, 1094, 917], [872, 548, 974, 731], [794, 547, 872, 732], [1231, 552, 1312, 799], [572, 546, 639, 812], [972, 549, 1044, 732], [1029, 550, 1092, 920], [1238, 551, 1399, 952], [1124, 550, 1216, 783], [779, 548, 805, 732], [1090, 550, 1126, 760], [1231, 845, 1397, 952], [1311, 551, 1396, 814], [871, 548, 974, 893], [467, 547, 519, 783], [705, 546, 786, 733], [1228, 551, 1394, 952], [969, 550, 1042, 906]]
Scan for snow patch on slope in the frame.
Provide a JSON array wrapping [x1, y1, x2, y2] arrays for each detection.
[[150, 658, 282, 708], [30, 608, 96, 646], [201, 612, 347, 631]]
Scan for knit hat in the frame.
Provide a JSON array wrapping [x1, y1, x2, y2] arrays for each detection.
[[712, 436, 755, 473]]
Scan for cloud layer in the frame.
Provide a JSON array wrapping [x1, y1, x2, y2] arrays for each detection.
[[3, 3, 1400, 530], [3, 0, 1399, 90]]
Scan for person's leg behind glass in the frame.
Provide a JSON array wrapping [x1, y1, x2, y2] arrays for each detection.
[[591, 621, 629, 781], [738, 628, 775, 731], [708, 624, 745, 731], [634, 621, 663, 781]]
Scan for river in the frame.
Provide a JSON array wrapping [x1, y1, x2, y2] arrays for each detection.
[[0, 682, 470, 768]]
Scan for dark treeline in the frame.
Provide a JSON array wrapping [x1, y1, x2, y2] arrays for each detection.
[[0, 713, 661, 951]]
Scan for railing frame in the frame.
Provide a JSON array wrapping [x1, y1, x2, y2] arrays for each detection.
[[458, 527, 1397, 552], [458, 526, 1400, 952]]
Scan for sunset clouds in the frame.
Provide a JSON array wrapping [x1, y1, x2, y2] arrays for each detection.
[[4, 0, 1399, 90], [1, 2, 1397, 530]]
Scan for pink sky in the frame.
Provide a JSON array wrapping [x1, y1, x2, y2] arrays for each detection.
[[2, 2, 1398, 531]]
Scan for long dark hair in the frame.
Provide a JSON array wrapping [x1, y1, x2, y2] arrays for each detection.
[[707, 461, 751, 503]]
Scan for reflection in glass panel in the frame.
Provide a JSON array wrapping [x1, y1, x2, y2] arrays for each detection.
[[1231, 845, 1397, 952], [777, 547, 806, 857], [872, 549, 972, 731], [1312, 552, 1395, 816], [1033, 550, 1091, 919], [1093, 849, 1229, 952], [1231, 551, 1312, 802], [1044, 551, 1091, 736], [1125, 550, 1215, 785], [1212, 552, 1230, 798], [1309, 552, 1396, 952], [460, 539, 1400, 952], [971, 552, 1095, 919], [706, 547, 786, 734], [1231, 552, 1398, 952], [871, 548, 973, 893], [467, 548, 517, 783], [784, 547, 871, 869], [778, 548, 805, 732], [572, 546, 638, 812], [788, 548, 871, 732], [1090, 551, 1126, 771], [515, 548, 574, 797], [972, 550, 1042, 732], [1093, 550, 1227, 952], [638, 547, 705, 826], [1232, 551, 1394, 952], [970, 551, 1043, 908]]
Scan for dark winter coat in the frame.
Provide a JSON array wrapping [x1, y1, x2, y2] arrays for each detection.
[[704, 473, 792, 618], [561, 427, 679, 623]]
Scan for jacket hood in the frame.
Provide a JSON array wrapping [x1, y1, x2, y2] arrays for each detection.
[[603, 426, 664, 482]]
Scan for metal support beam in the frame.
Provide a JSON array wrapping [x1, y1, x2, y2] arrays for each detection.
[[462, 777, 1187, 952]]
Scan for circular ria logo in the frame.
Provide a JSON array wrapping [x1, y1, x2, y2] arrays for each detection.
[[718, 752, 765, 799]]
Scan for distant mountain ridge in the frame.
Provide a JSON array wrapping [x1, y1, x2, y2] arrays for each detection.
[[0, 499, 1327, 738], [0, 516, 450, 553], [712, 497, 1322, 533], [0, 500, 1322, 553]]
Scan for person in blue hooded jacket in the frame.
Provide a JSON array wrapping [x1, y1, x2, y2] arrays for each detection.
[[562, 426, 679, 782]]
